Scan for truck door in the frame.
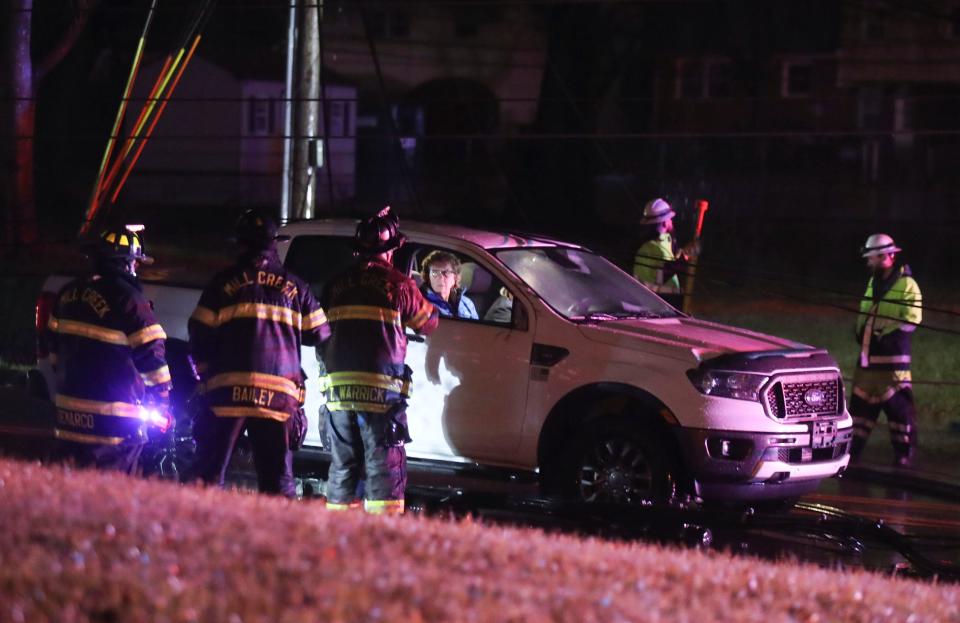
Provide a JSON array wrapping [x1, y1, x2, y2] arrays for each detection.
[[400, 244, 534, 464]]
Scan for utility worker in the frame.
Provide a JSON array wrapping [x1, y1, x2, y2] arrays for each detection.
[[46, 224, 171, 473], [322, 206, 438, 514], [632, 198, 697, 308], [188, 208, 329, 497], [850, 233, 922, 467]]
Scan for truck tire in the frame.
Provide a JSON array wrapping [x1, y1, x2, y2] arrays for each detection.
[[550, 415, 679, 505]]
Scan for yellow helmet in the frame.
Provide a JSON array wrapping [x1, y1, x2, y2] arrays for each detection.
[[95, 225, 154, 264]]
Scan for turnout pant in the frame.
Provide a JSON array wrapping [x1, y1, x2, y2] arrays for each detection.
[[849, 386, 918, 466], [192, 410, 296, 497], [325, 404, 408, 514]]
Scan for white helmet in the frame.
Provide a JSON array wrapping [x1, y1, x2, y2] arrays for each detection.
[[639, 198, 676, 225], [861, 233, 902, 258]]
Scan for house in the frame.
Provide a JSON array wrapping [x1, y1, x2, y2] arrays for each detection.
[[121, 55, 357, 210]]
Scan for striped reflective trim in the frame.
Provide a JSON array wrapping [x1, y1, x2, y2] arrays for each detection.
[[325, 501, 362, 511], [328, 305, 402, 326], [364, 499, 405, 515], [128, 323, 166, 347], [406, 299, 436, 330], [50, 319, 128, 345], [212, 405, 290, 421], [325, 401, 392, 414], [888, 421, 913, 433], [206, 372, 301, 399], [217, 303, 300, 328], [54, 429, 125, 446], [140, 365, 172, 387], [193, 303, 308, 329], [190, 306, 218, 327], [892, 433, 911, 444], [325, 371, 410, 395], [868, 355, 911, 365], [55, 395, 141, 418], [302, 308, 328, 330]]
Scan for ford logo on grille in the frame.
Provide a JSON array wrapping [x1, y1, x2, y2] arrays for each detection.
[[804, 388, 827, 408]]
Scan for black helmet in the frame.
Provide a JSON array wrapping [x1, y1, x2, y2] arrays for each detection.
[[234, 208, 289, 249], [355, 206, 405, 255], [94, 225, 153, 264]]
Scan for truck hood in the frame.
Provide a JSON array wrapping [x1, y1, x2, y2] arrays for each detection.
[[577, 316, 807, 363]]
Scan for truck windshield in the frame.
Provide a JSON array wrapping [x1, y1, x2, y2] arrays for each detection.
[[495, 247, 680, 320]]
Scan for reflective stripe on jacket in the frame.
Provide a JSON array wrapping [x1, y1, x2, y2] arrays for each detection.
[[323, 259, 438, 412], [633, 233, 681, 293], [189, 251, 329, 421], [47, 269, 170, 445], [855, 265, 922, 372]]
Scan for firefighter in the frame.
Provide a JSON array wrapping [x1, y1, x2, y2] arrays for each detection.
[[188, 208, 329, 497], [632, 198, 697, 308], [850, 233, 922, 467], [46, 225, 171, 474], [322, 206, 439, 514]]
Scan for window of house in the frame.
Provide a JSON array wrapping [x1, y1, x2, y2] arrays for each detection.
[[675, 58, 732, 99], [781, 61, 813, 98], [247, 97, 275, 135]]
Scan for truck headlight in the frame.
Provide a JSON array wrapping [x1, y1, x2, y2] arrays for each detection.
[[686, 369, 768, 401]]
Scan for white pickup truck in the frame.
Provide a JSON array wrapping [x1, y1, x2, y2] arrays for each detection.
[[34, 219, 852, 505]]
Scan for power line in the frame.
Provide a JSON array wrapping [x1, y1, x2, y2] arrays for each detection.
[[15, 128, 960, 140]]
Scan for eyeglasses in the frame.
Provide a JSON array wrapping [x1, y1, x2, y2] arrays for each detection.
[[429, 268, 457, 279]]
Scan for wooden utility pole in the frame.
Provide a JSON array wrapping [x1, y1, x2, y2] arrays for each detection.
[[281, 0, 320, 223]]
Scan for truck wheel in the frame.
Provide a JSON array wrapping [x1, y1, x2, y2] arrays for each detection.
[[555, 416, 679, 505]]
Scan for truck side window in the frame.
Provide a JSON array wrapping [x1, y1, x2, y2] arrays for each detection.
[[283, 235, 356, 298], [406, 244, 517, 326]]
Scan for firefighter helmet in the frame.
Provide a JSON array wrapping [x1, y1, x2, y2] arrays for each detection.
[[234, 208, 288, 248], [861, 233, 902, 258], [94, 225, 153, 265], [355, 206, 406, 254], [639, 198, 676, 225]]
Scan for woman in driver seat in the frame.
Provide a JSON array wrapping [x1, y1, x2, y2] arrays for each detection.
[[420, 250, 479, 319]]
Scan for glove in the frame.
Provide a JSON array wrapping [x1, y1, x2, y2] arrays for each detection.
[[680, 240, 702, 259]]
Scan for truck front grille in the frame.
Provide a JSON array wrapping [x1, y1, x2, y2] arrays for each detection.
[[763, 373, 843, 420], [775, 442, 849, 464]]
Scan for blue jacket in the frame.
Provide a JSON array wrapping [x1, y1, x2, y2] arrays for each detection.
[[424, 287, 478, 320]]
